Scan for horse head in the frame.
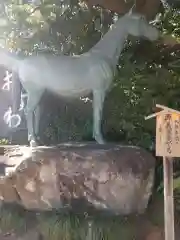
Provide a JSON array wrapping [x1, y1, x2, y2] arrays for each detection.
[[123, 6, 159, 41]]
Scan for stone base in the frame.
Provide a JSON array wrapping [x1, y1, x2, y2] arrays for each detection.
[[0, 142, 155, 215]]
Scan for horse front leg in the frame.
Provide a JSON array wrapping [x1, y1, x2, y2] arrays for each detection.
[[92, 90, 106, 144], [34, 103, 42, 144], [26, 109, 36, 147]]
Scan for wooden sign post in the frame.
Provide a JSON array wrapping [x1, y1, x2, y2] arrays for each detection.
[[145, 104, 180, 240]]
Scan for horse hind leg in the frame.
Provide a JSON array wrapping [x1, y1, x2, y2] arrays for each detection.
[[25, 91, 43, 147]]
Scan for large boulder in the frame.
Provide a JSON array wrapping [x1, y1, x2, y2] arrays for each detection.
[[0, 143, 156, 215]]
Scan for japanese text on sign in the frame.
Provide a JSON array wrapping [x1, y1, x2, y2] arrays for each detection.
[[156, 113, 180, 157]]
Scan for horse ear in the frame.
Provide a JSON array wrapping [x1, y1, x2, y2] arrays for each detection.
[[127, 4, 135, 15]]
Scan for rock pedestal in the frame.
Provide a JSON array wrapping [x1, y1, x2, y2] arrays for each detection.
[[0, 143, 155, 215]]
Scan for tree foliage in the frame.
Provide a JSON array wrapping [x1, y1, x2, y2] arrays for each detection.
[[0, 0, 113, 55], [0, 1, 179, 150]]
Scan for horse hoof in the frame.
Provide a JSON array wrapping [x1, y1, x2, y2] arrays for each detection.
[[98, 140, 106, 144], [95, 137, 106, 144], [30, 140, 38, 148]]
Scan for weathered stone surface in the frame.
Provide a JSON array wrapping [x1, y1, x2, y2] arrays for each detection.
[[0, 143, 156, 215]]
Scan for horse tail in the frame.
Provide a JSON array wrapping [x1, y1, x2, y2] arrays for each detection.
[[11, 72, 22, 127], [0, 47, 20, 70]]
